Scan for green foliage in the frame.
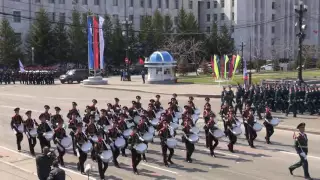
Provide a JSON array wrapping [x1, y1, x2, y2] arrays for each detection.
[[176, 8, 198, 39], [51, 22, 70, 63], [199, 60, 210, 75], [205, 22, 219, 57], [109, 20, 125, 66], [177, 59, 188, 76], [218, 25, 234, 55], [163, 14, 173, 33], [25, 8, 53, 65], [304, 57, 316, 69], [316, 59, 320, 69], [139, 15, 156, 56], [0, 18, 22, 66], [273, 60, 280, 71]]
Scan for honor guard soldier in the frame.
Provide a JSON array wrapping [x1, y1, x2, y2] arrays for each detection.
[[53, 121, 67, 166], [204, 115, 219, 156], [67, 102, 80, 119], [68, 112, 78, 155], [146, 103, 156, 120], [235, 85, 244, 116], [98, 109, 110, 127], [263, 107, 274, 144], [90, 99, 99, 115], [83, 106, 91, 124], [154, 95, 162, 111], [37, 114, 52, 151], [159, 121, 174, 166], [75, 122, 88, 174], [95, 132, 109, 180], [51, 106, 63, 129], [182, 121, 195, 163], [136, 96, 142, 109], [289, 123, 312, 180], [86, 115, 98, 160], [24, 110, 38, 155], [108, 123, 121, 168], [129, 101, 139, 118], [226, 113, 237, 153], [286, 87, 297, 117], [221, 87, 227, 106], [246, 109, 257, 148], [11, 108, 24, 152], [137, 116, 149, 162], [128, 126, 143, 175], [242, 104, 251, 140], [41, 105, 51, 121]]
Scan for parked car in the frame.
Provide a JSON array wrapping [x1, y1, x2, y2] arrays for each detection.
[[59, 69, 88, 84]]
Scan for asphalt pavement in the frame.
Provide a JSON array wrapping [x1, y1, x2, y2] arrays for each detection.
[[0, 84, 319, 180]]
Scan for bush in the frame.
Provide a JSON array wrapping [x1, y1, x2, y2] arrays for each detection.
[[199, 61, 210, 74], [177, 60, 188, 76], [316, 59, 320, 69]]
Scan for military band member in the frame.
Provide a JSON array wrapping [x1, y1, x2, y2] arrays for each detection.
[[75, 123, 88, 174], [95, 132, 109, 180], [154, 95, 162, 111], [226, 112, 237, 153], [117, 113, 128, 157], [83, 106, 91, 124], [235, 85, 243, 116], [51, 106, 63, 129], [242, 105, 250, 140], [24, 110, 38, 155], [204, 115, 219, 156], [136, 96, 142, 109], [203, 104, 214, 148], [246, 109, 257, 148], [172, 93, 178, 105], [67, 102, 80, 119], [289, 123, 312, 180], [108, 123, 121, 168], [263, 107, 274, 144], [129, 101, 139, 118], [68, 112, 78, 155], [11, 108, 24, 152], [86, 115, 98, 160], [137, 116, 149, 162], [113, 98, 121, 114], [128, 126, 143, 175], [182, 121, 195, 163], [159, 121, 174, 166], [89, 99, 99, 115], [204, 97, 211, 108], [37, 114, 52, 151], [53, 121, 67, 166], [41, 105, 51, 121], [98, 109, 110, 127]]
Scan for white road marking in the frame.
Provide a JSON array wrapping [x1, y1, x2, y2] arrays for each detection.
[[202, 149, 240, 158], [0, 145, 96, 180], [141, 163, 179, 174], [280, 151, 320, 160], [0, 158, 37, 176]]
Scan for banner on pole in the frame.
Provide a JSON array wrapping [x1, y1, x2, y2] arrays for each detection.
[[87, 16, 94, 69], [93, 16, 99, 70], [99, 16, 105, 70]]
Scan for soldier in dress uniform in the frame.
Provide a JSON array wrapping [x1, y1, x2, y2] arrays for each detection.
[[113, 98, 121, 114], [89, 99, 99, 115], [86, 115, 98, 160], [286, 87, 297, 117], [221, 87, 227, 106], [68, 112, 78, 155], [10, 108, 24, 151], [67, 102, 80, 119], [108, 123, 121, 168], [204, 115, 219, 156], [226, 112, 237, 153], [37, 114, 52, 151], [182, 121, 195, 163], [24, 110, 38, 155], [94, 131, 109, 180], [263, 107, 274, 144], [172, 93, 178, 105], [128, 126, 143, 175], [41, 105, 51, 121], [203, 104, 214, 148], [235, 85, 243, 116], [53, 121, 67, 166], [246, 109, 257, 148], [204, 97, 211, 108], [51, 107, 63, 129], [136, 96, 142, 109], [289, 123, 312, 180], [117, 113, 128, 157], [154, 95, 162, 111], [159, 121, 174, 166], [137, 116, 149, 162], [74, 123, 88, 174]]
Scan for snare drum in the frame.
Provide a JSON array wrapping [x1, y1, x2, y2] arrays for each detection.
[[253, 122, 263, 132], [150, 118, 159, 127], [212, 129, 224, 139], [170, 122, 179, 130], [156, 112, 161, 119], [123, 129, 133, 138], [142, 132, 153, 142], [191, 127, 200, 134], [194, 108, 201, 115], [188, 134, 199, 144], [166, 138, 177, 148], [134, 116, 140, 124], [115, 137, 126, 149], [91, 135, 99, 143], [270, 118, 280, 127], [175, 112, 182, 119], [135, 143, 148, 154], [232, 126, 242, 136], [44, 131, 54, 141], [172, 117, 179, 123], [148, 126, 155, 134], [126, 121, 135, 129], [104, 125, 112, 132], [17, 124, 24, 133], [81, 141, 93, 153], [192, 114, 199, 122], [100, 150, 113, 163], [29, 128, 38, 137], [61, 137, 73, 148]]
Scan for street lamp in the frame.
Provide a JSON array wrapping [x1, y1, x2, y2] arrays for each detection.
[[294, 0, 308, 85], [31, 47, 34, 65]]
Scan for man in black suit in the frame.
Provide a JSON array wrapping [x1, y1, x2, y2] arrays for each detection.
[[47, 160, 66, 180], [36, 147, 54, 180]]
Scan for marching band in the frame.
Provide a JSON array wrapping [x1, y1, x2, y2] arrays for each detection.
[[10, 94, 282, 180]]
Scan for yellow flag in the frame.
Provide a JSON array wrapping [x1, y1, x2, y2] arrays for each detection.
[[232, 55, 241, 79], [224, 55, 229, 79], [214, 55, 220, 79]]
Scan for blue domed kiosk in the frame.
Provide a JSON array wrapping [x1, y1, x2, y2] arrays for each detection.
[[144, 51, 177, 84]]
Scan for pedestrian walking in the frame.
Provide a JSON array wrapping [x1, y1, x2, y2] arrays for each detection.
[[141, 70, 145, 84]]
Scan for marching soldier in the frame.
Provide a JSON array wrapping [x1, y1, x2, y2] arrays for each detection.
[[68, 112, 78, 156], [235, 85, 243, 116], [204, 115, 219, 156], [75, 123, 88, 174], [289, 123, 312, 180], [51, 106, 64, 129], [53, 121, 67, 166], [67, 102, 80, 119], [159, 121, 174, 166], [89, 99, 99, 114], [86, 115, 98, 160], [221, 87, 227, 106], [108, 123, 121, 168], [10, 108, 24, 152], [136, 96, 142, 109], [286, 87, 297, 117], [137, 116, 149, 162], [117, 113, 128, 157], [226, 112, 237, 153], [95, 131, 109, 180], [41, 105, 51, 121], [263, 107, 274, 144], [128, 126, 143, 175], [203, 104, 214, 148], [37, 114, 52, 151], [182, 121, 195, 163], [24, 110, 38, 155], [154, 95, 162, 111], [246, 109, 257, 148]]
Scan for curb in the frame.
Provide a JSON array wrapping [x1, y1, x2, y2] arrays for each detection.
[[82, 85, 221, 98], [275, 126, 320, 135]]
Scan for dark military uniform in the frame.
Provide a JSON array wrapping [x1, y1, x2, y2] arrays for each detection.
[[286, 89, 297, 117], [128, 130, 143, 174], [37, 121, 52, 151], [24, 116, 38, 155], [74, 131, 88, 174], [11, 112, 24, 151], [159, 126, 174, 166], [53, 127, 67, 166], [94, 138, 109, 179]]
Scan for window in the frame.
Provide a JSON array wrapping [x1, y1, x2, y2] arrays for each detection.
[[113, 0, 118, 6], [158, 0, 162, 8], [221, 13, 225, 20], [221, 0, 224, 8], [232, 0, 234, 7], [189, 0, 193, 9], [174, 16, 178, 25], [59, 0, 65, 4], [50, 12, 55, 21], [206, 14, 210, 22], [113, 14, 119, 21], [59, 13, 65, 22], [129, 0, 133, 7], [213, 14, 217, 21], [175, 0, 179, 9], [165, 0, 169, 8], [232, 12, 234, 20], [164, 68, 171, 75], [272, 26, 275, 33], [148, 0, 152, 8], [272, 14, 275, 20], [82, 0, 87, 5], [35, 0, 40, 3], [207, 2, 210, 9], [140, 15, 144, 23], [72, 0, 78, 4], [49, 0, 54, 3], [156, 68, 162, 75], [214, 1, 217, 8], [15, 33, 21, 42], [272, 2, 276, 9], [129, 15, 134, 23], [140, 0, 144, 8], [231, 25, 234, 33], [94, 0, 99, 5], [13, 11, 21, 22], [206, 26, 210, 33]]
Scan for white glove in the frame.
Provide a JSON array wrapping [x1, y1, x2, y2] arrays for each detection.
[[139, 137, 144, 141], [300, 152, 306, 158]]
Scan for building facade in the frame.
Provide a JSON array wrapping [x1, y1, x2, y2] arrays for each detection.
[[0, 0, 319, 61]]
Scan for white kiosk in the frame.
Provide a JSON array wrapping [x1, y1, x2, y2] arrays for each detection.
[[144, 51, 177, 84]]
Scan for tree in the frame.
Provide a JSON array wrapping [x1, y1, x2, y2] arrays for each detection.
[[152, 10, 165, 49], [0, 18, 23, 66], [68, 10, 87, 65], [217, 24, 234, 56], [51, 22, 70, 64], [199, 60, 210, 74], [139, 15, 155, 56], [25, 8, 53, 65], [176, 8, 198, 39], [102, 14, 113, 63], [109, 20, 125, 66], [205, 22, 219, 57]]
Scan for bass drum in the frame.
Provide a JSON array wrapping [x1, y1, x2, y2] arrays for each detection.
[[142, 132, 153, 142], [270, 118, 280, 127], [115, 137, 126, 149], [81, 141, 93, 153], [166, 138, 177, 149], [61, 137, 73, 149], [100, 150, 113, 163], [212, 129, 224, 139], [134, 116, 141, 124], [253, 122, 263, 132], [17, 124, 24, 133], [148, 126, 155, 134], [150, 118, 159, 127], [29, 128, 38, 137], [188, 134, 199, 144], [170, 122, 179, 130], [194, 108, 201, 115], [91, 135, 99, 143], [44, 131, 54, 141], [191, 127, 200, 134], [123, 129, 133, 138], [232, 126, 242, 136], [175, 112, 182, 119], [135, 143, 148, 154]]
